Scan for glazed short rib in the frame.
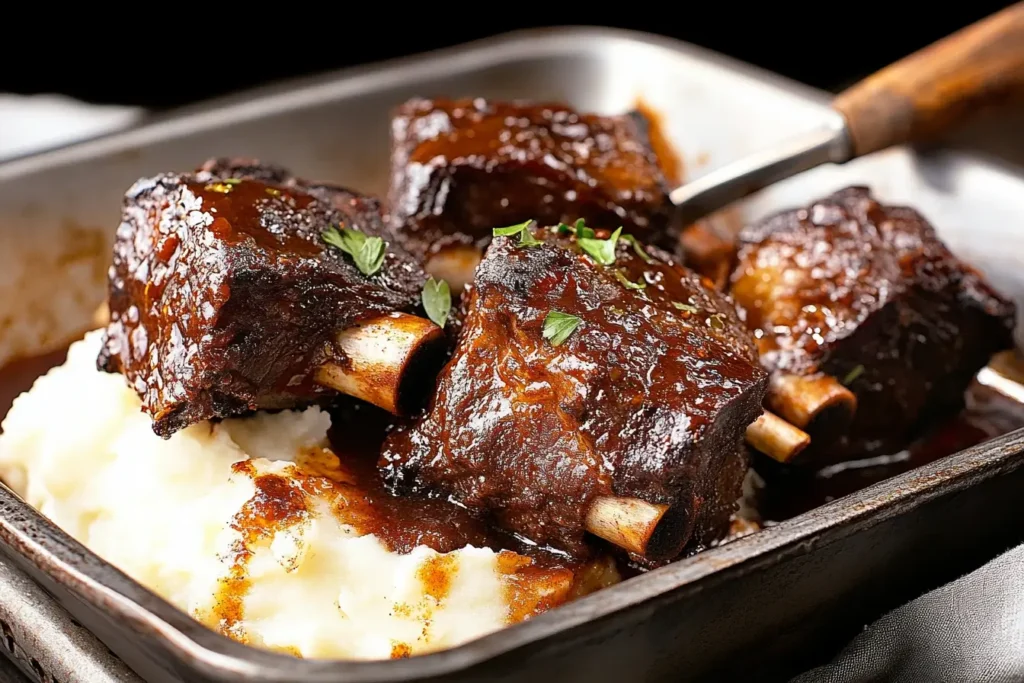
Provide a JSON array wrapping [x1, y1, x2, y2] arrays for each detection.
[[381, 221, 768, 562], [99, 159, 443, 437]]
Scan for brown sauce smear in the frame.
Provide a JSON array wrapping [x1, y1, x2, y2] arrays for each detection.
[[497, 552, 575, 624], [1, 343, 1022, 631], [390, 643, 412, 659], [209, 462, 311, 641], [326, 401, 535, 557], [417, 554, 457, 603], [634, 99, 684, 186], [202, 399, 587, 642]]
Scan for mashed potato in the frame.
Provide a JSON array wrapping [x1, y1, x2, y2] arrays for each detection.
[[0, 331, 614, 660]]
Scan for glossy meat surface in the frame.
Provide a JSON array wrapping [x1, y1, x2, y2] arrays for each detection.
[[730, 186, 1017, 458], [387, 98, 677, 261], [381, 224, 767, 558], [98, 159, 426, 437]]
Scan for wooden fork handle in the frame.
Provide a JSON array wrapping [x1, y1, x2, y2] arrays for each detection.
[[833, 3, 1024, 159]]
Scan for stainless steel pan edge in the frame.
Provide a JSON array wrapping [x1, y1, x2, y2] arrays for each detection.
[[0, 26, 1021, 683]]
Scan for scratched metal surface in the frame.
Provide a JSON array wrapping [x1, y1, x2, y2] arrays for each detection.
[[0, 26, 1022, 683], [0, 556, 139, 683]]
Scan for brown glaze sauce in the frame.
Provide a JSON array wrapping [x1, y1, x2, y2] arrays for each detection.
[[3, 347, 1022, 546], [325, 401, 526, 557], [204, 399, 582, 642], [185, 179, 322, 258], [211, 462, 310, 641], [633, 100, 684, 187]]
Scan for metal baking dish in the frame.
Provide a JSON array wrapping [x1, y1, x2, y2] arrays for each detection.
[[0, 26, 1023, 683]]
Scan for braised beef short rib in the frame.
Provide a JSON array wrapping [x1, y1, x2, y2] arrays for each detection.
[[730, 186, 1017, 460], [387, 98, 677, 289], [99, 159, 428, 437], [381, 223, 768, 559]]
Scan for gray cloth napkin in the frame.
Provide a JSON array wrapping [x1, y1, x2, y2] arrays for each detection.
[[0, 94, 141, 160], [792, 542, 1024, 683]]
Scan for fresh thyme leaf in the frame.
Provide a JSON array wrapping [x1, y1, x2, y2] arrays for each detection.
[[578, 226, 623, 266], [323, 224, 358, 255], [707, 313, 726, 330], [568, 218, 596, 239], [518, 226, 543, 246], [542, 311, 582, 347], [614, 269, 646, 290], [422, 277, 452, 328], [672, 301, 698, 313], [621, 233, 654, 263], [493, 220, 533, 237], [322, 224, 386, 276], [357, 236, 386, 276], [842, 364, 866, 385], [492, 220, 542, 247]]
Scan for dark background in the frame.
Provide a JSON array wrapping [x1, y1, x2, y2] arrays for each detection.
[[0, 4, 1015, 108]]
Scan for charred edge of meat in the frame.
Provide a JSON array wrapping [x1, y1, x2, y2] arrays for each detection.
[[99, 158, 431, 436], [731, 185, 1017, 462]]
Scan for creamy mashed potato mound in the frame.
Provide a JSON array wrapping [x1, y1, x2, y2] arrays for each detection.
[[0, 331, 612, 659]]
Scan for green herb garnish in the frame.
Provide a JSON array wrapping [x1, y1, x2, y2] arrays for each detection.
[[614, 270, 646, 290], [620, 233, 654, 263], [672, 301, 698, 313], [842, 364, 865, 385], [422, 277, 452, 328], [542, 311, 582, 347], [204, 182, 234, 193], [223, 178, 242, 185], [493, 220, 533, 237], [493, 220, 542, 247], [556, 219, 594, 237], [706, 313, 726, 330], [578, 226, 623, 266], [323, 224, 386, 277], [518, 228, 542, 246], [265, 187, 281, 197]]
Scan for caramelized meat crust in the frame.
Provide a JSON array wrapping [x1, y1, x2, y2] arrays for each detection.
[[387, 98, 677, 260], [98, 159, 426, 437], [381, 225, 767, 557], [730, 186, 1017, 458]]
